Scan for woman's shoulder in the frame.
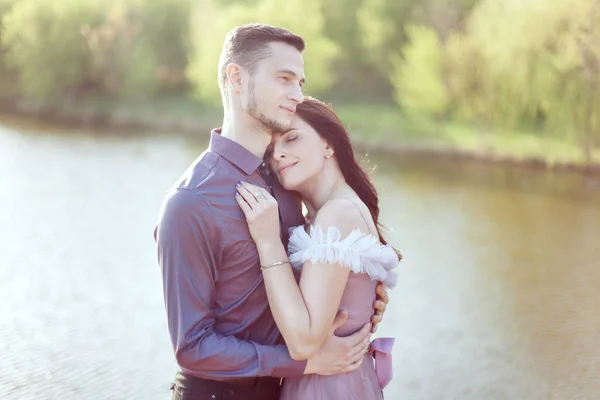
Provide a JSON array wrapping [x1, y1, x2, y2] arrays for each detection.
[[287, 199, 398, 288], [313, 198, 371, 236]]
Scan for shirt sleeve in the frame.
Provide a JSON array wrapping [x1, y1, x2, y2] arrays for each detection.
[[156, 189, 306, 380]]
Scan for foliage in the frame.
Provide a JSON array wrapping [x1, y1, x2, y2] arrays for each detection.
[[186, 0, 338, 106]]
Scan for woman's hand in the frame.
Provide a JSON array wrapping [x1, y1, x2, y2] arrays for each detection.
[[235, 181, 281, 248]]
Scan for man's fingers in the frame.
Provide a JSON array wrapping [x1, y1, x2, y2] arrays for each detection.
[[343, 354, 365, 373], [348, 334, 371, 360], [359, 322, 372, 338], [345, 322, 371, 348], [376, 282, 389, 304], [360, 332, 371, 353], [370, 314, 382, 334], [331, 309, 348, 333], [372, 293, 387, 335], [373, 300, 386, 315], [371, 324, 378, 334], [350, 353, 365, 366]]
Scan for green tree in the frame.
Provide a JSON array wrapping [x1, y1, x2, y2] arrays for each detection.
[[2, 0, 105, 99], [357, 0, 480, 102], [445, 0, 600, 163], [187, 0, 339, 106], [357, 0, 420, 82], [391, 24, 450, 119], [320, 0, 391, 100], [81, 0, 193, 99], [134, 0, 193, 92], [0, 0, 20, 96], [536, 0, 600, 164], [2, 0, 193, 100], [81, 1, 151, 98]]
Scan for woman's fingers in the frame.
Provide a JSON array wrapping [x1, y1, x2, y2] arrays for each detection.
[[236, 181, 259, 207], [235, 181, 279, 226], [235, 192, 253, 217], [242, 182, 275, 202]]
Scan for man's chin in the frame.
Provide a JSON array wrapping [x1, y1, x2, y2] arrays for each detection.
[[264, 118, 291, 134]]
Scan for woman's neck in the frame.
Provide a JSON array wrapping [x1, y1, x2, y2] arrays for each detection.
[[301, 171, 350, 224]]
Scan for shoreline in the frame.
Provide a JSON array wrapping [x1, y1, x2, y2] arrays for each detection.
[[1, 99, 599, 176]]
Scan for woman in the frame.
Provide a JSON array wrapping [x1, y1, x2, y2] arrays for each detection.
[[235, 97, 400, 399]]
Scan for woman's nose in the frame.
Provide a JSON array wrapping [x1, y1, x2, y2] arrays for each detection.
[[271, 143, 287, 160]]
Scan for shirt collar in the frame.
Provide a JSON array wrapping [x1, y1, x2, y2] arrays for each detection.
[[209, 128, 264, 175]]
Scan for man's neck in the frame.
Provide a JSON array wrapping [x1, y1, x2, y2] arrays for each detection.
[[221, 112, 271, 159]]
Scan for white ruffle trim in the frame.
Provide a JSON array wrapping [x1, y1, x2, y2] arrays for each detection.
[[288, 224, 398, 288]]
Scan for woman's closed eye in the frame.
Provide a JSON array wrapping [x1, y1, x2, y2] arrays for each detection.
[[286, 135, 298, 143]]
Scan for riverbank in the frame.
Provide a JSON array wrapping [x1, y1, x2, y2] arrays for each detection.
[[1, 95, 599, 175]]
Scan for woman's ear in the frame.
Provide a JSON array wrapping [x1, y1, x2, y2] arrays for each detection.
[[324, 142, 334, 159]]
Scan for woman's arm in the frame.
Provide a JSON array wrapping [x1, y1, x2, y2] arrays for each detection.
[[256, 209, 353, 360], [236, 183, 369, 360]]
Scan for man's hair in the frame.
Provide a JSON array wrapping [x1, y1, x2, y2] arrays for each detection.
[[218, 23, 305, 105]]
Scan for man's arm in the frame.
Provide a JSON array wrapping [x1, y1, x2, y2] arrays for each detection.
[[156, 189, 305, 379]]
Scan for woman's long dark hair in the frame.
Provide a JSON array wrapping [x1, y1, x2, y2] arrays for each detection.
[[289, 96, 401, 260]]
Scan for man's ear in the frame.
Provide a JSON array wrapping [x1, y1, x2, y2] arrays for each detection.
[[226, 63, 243, 94]]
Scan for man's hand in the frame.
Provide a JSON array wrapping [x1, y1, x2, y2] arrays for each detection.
[[304, 310, 371, 376], [371, 282, 389, 333]]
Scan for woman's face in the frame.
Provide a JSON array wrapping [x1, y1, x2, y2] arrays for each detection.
[[268, 115, 331, 191]]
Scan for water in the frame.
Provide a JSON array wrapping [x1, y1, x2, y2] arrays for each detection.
[[1, 121, 599, 400]]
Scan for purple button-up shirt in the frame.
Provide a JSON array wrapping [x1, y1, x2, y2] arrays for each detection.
[[155, 129, 307, 380]]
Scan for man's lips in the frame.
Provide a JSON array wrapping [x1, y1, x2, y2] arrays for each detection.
[[280, 106, 296, 113], [278, 161, 298, 174]]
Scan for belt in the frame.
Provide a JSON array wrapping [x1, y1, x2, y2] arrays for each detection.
[[221, 376, 282, 387], [174, 371, 282, 390]]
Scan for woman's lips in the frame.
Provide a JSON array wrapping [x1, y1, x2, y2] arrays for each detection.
[[278, 161, 298, 175]]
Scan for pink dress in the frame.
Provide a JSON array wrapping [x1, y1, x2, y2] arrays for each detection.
[[280, 225, 398, 400]]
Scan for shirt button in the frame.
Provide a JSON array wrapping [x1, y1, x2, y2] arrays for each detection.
[[229, 389, 235, 395]]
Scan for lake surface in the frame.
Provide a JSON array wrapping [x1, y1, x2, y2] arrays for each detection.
[[1, 120, 599, 399]]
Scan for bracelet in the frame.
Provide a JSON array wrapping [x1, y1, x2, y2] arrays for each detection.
[[261, 260, 291, 270]]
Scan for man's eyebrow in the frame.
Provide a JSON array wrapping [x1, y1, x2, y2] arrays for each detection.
[[278, 69, 306, 86]]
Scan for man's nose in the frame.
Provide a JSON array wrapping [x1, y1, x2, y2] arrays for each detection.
[[289, 84, 304, 104]]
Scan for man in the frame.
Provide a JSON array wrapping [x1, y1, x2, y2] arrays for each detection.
[[155, 23, 389, 400]]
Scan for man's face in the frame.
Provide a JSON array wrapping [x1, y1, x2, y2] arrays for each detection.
[[241, 42, 305, 133]]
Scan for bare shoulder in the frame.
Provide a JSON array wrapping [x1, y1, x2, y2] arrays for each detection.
[[313, 198, 370, 237]]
